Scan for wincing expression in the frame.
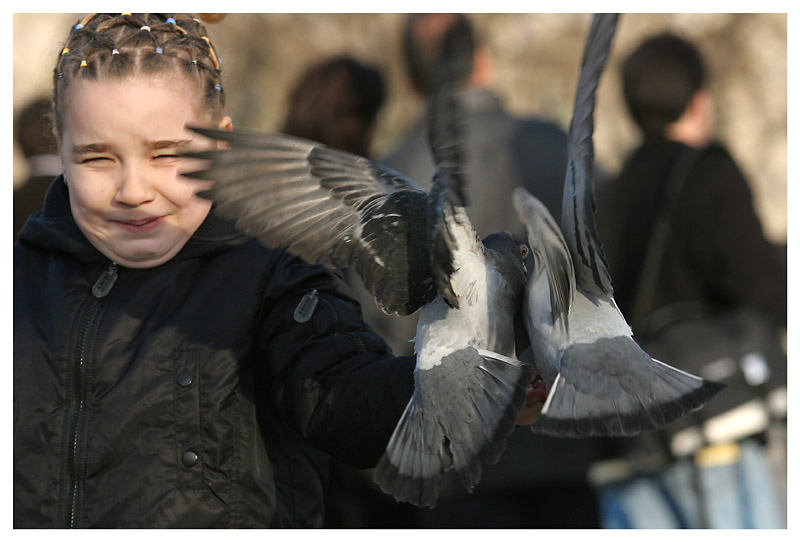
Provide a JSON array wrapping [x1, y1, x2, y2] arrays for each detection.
[[57, 75, 232, 269]]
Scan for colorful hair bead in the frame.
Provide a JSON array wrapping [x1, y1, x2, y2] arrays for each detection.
[[214, 84, 222, 91], [166, 17, 176, 24], [61, 47, 70, 55], [74, 23, 84, 30], [140, 25, 151, 32], [80, 59, 88, 68], [155, 47, 163, 54], [112, 48, 120, 55], [121, 13, 131, 16]]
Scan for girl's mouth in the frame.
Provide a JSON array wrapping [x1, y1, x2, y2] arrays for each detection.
[[113, 216, 166, 233]]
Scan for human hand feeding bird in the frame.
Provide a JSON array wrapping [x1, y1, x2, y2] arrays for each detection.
[[182, 21, 535, 508], [513, 13, 725, 437]]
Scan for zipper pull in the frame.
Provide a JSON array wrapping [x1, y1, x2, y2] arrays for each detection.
[[293, 289, 319, 323], [92, 262, 118, 298]]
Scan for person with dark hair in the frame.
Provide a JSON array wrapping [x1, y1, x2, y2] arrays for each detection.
[[13, 97, 61, 241], [282, 55, 385, 158], [593, 32, 786, 529], [597, 32, 786, 335], [370, 13, 569, 360]]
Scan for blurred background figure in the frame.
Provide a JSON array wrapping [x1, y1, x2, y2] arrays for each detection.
[[282, 55, 385, 158], [594, 32, 787, 529], [13, 96, 61, 241], [368, 13, 571, 358]]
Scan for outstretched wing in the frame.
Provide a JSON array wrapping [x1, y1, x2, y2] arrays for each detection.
[[560, 13, 618, 300], [184, 127, 436, 315], [425, 19, 484, 309]]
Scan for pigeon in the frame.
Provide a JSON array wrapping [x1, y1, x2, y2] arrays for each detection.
[[183, 25, 534, 508], [513, 13, 725, 438]]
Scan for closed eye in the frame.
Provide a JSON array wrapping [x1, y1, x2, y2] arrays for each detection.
[[81, 156, 111, 164], [153, 154, 182, 164]]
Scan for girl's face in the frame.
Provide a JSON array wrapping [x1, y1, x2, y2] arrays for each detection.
[[57, 75, 232, 269]]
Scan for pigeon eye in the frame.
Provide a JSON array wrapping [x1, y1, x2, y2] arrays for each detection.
[[520, 245, 529, 257]]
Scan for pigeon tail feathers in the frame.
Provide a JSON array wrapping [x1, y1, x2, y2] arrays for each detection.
[[373, 347, 534, 507], [531, 336, 726, 437]]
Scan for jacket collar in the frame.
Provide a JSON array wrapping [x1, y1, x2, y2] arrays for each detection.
[[17, 175, 251, 265]]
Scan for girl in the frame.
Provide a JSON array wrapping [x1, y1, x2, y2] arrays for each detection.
[[13, 13, 416, 528]]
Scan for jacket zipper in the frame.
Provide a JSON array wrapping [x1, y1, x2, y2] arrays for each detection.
[[66, 261, 119, 528]]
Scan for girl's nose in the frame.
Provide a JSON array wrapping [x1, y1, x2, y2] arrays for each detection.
[[114, 164, 156, 207]]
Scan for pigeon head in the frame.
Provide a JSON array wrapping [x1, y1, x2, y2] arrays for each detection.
[[481, 232, 530, 296]]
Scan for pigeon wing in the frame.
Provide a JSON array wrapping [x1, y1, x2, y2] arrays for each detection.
[[185, 127, 436, 315], [560, 13, 618, 300], [424, 24, 484, 308]]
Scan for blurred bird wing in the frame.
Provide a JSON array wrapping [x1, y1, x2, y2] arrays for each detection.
[[560, 13, 618, 300], [184, 127, 435, 315], [513, 186, 575, 327], [424, 24, 484, 308]]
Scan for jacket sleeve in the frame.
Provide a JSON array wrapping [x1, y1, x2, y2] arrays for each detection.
[[254, 250, 416, 469]]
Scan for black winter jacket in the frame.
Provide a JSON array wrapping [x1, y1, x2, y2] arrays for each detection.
[[14, 178, 415, 528]]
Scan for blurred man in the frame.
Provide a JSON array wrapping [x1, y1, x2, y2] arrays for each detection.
[[597, 32, 785, 338], [594, 32, 786, 529]]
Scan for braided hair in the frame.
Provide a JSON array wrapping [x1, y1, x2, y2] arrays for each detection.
[[52, 13, 225, 134]]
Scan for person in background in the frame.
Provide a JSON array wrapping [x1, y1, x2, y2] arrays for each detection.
[[594, 32, 786, 529], [282, 55, 385, 159], [596, 32, 786, 331], [13, 97, 61, 241]]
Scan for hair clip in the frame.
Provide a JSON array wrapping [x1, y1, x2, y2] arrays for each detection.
[[61, 47, 70, 55], [80, 60, 88, 68], [112, 48, 120, 55], [166, 17, 177, 25]]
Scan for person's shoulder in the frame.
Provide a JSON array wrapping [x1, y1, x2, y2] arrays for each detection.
[[691, 141, 745, 185], [510, 115, 569, 144]]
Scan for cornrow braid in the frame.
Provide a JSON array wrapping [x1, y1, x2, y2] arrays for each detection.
[[52, 13, 225, 134]]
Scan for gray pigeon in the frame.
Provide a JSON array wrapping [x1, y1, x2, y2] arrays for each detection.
[[513, 13, 725, 437], [184, 26, 534, 508]]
